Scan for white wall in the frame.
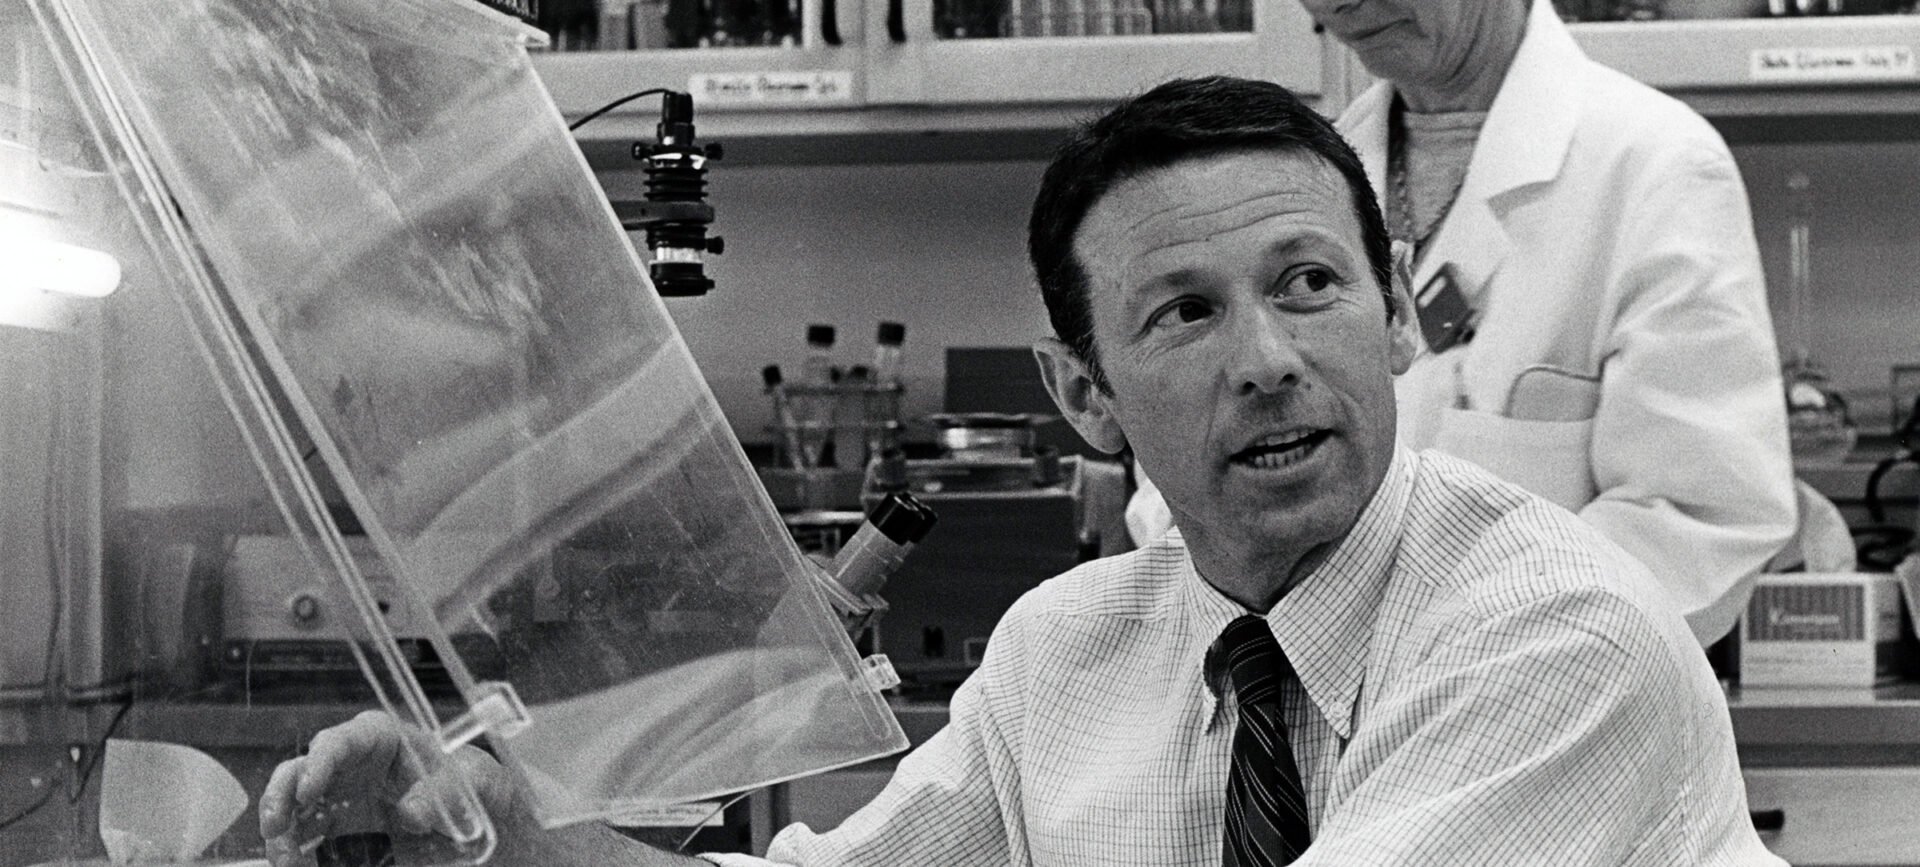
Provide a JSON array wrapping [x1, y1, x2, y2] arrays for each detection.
[[602, 139, 1920, 445], [1737, 140, 1920, 433], [599, 160, 1055, 444]]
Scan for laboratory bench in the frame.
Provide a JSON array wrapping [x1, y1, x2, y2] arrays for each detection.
[[7, 682, 1920, 865], [1732, 684, 1920, 865], [6, 683, 1910, 758]]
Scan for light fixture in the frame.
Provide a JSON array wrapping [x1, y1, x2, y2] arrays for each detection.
[[0, 234, 122, 298]]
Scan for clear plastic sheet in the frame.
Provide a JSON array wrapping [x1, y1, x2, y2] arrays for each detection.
[[13, 1, 500, 861], [18, 0, 906, 846]]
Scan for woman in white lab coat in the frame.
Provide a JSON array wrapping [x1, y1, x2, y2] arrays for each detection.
[[1130, 0, 1796, 647]]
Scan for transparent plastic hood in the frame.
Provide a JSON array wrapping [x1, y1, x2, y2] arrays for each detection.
[[33, 0, 906, 833]]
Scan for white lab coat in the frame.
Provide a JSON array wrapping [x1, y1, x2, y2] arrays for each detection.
[[1129, 0, 1796, 646]]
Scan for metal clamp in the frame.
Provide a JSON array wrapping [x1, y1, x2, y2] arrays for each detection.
[[438, 680, 531, 755]]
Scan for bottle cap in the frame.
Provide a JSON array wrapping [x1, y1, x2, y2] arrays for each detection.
[[807, 324, 837, 347], [876, 321, 906, 346]]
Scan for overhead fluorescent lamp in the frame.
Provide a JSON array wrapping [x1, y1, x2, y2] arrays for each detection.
[[0, 235, 122, 298]]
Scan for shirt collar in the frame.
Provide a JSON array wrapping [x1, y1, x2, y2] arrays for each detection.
[[1181, 446, 1419, 739]]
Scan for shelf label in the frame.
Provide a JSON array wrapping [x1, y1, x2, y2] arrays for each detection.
[[1749, 45, 1916, 82], [689, 71, 855, 106]]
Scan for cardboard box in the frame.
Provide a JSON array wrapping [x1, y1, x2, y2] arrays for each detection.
[[1741, 572, 1903, 688]]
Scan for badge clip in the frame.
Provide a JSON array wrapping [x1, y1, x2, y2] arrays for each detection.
[[1415, 263, 1477, 355]]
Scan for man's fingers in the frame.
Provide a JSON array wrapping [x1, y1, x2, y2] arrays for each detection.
[[394, 745, 511, 839], [262, 830, 318, 867], [259, 712, 509, 860], [261, 712, 422, 849], [261, 756, 327, 867], [454, 743, 518, 816], [296, 711, 403, 803], [259, 756, 307, 839]]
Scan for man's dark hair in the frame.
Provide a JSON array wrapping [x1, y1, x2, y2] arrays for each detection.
[[1028, 76, 1393, 391]]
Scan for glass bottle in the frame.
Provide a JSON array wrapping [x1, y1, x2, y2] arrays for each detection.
[[1779, 171, 1856, 467], [863, 322, 907, 466], [795, 324, 838, 467], [803, 323, 837, 385]]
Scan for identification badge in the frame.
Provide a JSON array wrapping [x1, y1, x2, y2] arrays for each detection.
[[1416, 263, 1477, 354]]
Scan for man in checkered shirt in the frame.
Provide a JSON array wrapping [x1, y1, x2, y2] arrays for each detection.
[[262, 77, 1783, 866]]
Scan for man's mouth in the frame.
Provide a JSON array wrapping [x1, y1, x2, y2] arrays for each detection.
[[1346, 19, 1404, 41], [1230, 429, 1332, 470]]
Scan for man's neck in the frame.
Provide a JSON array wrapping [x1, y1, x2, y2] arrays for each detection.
[[1186, 535, 1338, 614], [1395, 8, 1528, 114]]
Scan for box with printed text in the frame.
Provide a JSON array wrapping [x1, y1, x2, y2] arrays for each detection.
[[1741, 572, 1904, 688]]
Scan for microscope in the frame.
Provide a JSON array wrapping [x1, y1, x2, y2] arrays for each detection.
[[608, 90, 726, 296]]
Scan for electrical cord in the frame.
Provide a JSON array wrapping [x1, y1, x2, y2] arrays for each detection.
[[1855, 524, 1915, 573], [34, 395, 66, 701], [1865, 394, 1920, 525], [1848, 393, 1920, 570], [65, 697, 135, 804], [568, 87, 672, 131], [0, 696, 135, 835], [0, 766, 61, 836], [1865, 450, 1917, 526]]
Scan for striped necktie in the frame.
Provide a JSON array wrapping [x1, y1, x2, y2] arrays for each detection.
[[1212, 614, 1311, 866]]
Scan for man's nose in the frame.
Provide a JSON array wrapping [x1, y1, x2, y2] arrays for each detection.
[[1227, 308, 1306, 396]]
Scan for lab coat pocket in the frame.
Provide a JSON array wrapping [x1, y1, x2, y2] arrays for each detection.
[[1433, 408, 1597, 513]]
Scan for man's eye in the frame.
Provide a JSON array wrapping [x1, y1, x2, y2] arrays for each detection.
[[1278, 267, 1337, 297], [1149, 297, 1213, 328]]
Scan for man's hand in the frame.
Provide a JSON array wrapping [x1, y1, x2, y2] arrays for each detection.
[[260, 710, 711, 867], [259, 710, 515, 867]]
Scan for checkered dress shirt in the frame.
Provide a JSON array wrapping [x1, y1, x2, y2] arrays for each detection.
[[705, 447, 1783, 866]]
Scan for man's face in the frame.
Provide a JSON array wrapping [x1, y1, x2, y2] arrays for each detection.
[[1296, 0, 1523, 88], [1052, 149, 1416, 570]]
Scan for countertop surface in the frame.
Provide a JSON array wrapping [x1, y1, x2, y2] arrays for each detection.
[[8, 681, 1920, 762]]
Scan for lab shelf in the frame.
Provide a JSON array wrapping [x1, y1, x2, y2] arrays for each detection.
[[545, 56, 1336, 168], [564, 101, 1111, 167], [1570, 16, 1920, 118], [1730, 682, 1920, 766], [533, 0, 1331, 167], [544, 14, 1920, 167]]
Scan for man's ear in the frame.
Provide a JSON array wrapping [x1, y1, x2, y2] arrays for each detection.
[[1032, 338, 1127, 455], [1385, 240, 1421, 375]]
